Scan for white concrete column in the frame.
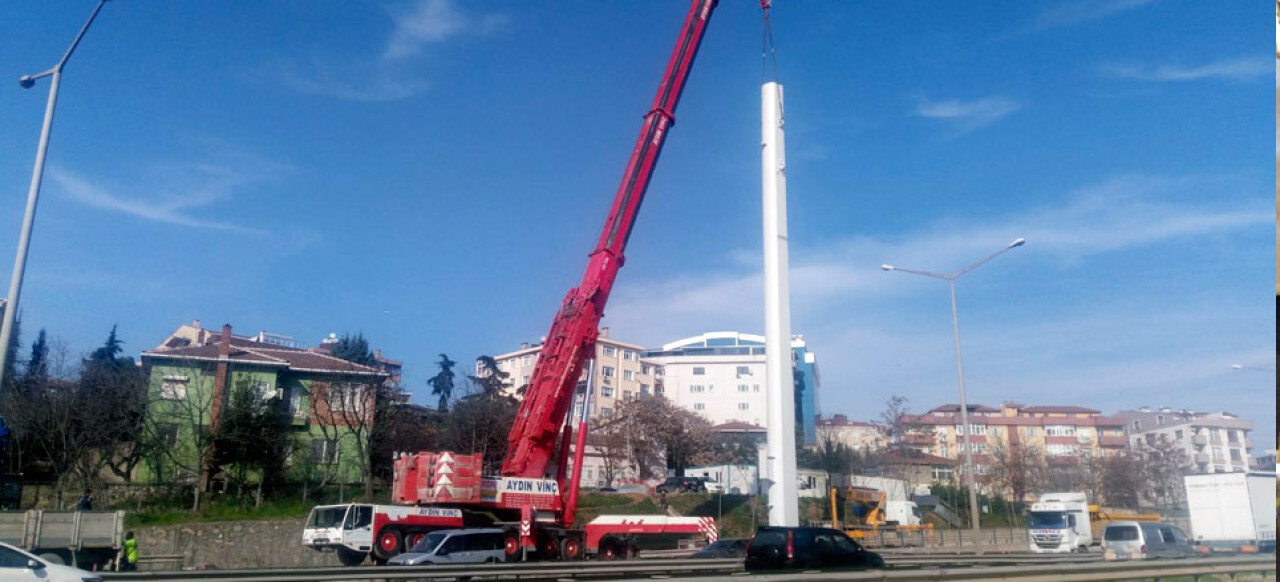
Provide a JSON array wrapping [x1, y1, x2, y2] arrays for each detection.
[[761, 81, 798, 527]]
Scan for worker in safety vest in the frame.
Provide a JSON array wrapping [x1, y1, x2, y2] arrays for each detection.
[[116, 531, 138, 571]]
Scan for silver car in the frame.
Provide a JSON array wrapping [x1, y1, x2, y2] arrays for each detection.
[[387, 528, 506, 566], [1101, 521, 1196, 560]]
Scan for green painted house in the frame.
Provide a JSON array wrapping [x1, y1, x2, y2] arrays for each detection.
[[139, 324, 388, 487]]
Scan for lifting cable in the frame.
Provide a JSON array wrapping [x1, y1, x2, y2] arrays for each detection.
[[760, 0, 781, 83]]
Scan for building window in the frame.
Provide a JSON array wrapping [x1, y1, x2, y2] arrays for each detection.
[[602, 346, 616, 357], [955, 424, 987, 436], [1131, 420, 1141, 431], [1175, 430, 1184, 441], [312, 439, 339, 464], [160, 375, 189, 400], [692, 367, 706, 376], [640, 383, 650, 394], [1045, 425, 1076, 437], [1046, 444, 1078, 456], [521, 354, 536, 366], [753, 384, 761, 392], [737, 384, 749, 393], [522, 375, 531, 386], [736, 366, 751, 376], [694, 403, 705, 411], [931, 467, 954, 481], [690, 385, 705, 393], [622, 350, 634, 361], [156, 423, 179, 448], [1227, 430, 1239, 444], [939, 444, 950, 458], [600, 407, 613, 417], [601, 386, 614, 398], [975, 464, 989, 475], [1156, 415, 1164, 425], [602, 366, 615, 378], [1229, 449, 1242, 462], [1211, 448, 1225, 463], [623, 370, 635, 381], [622, 390, 633, 400], [962, 442, 988, 454], [641, 364, 651, 375], [738, 402, 749, 411]]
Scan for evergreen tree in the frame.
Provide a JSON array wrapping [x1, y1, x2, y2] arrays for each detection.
[[330, 333, 376, 367], [1, 314, 19, 392], [25, 329, 48, 382], [427, 354, 456, 412], [89, 324, 131, 369], [469, 355, 509, 398]]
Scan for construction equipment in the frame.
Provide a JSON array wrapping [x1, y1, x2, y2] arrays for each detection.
[[829, 486, 930, 540], [1088, 504, 1163, 543], [304, 0, 756, 565]]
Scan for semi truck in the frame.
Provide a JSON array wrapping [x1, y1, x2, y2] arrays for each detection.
[[1184, 472, 1276, 553], [0, 510, 125, 569], [304, 0, 758, 565], [1027, 492, 1092, 553]]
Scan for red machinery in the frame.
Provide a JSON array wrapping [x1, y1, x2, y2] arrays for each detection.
[[313, 0, 752, 565]]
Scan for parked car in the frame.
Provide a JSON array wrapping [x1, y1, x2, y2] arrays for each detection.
[[1101, 521, 1197, 561], [386, 528, 506, 566], [656, 477, 712, 494], [744, 527, 885, 571], [692, 538, 747, 558], [0, 541, 103, 582]]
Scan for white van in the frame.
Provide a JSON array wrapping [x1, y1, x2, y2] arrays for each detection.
[[1101, 521, 1196, 561], [386, 528, 506, 566]]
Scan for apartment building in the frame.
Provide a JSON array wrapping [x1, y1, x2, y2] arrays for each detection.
[[492, 328, 661, 420], [640, 331, 818, 444], [814, 414, 886, 452], [899, 403, 1129, 474], [1113, 407, 1254, 474]]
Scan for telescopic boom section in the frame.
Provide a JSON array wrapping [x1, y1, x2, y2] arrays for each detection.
[[501, 0, 719, 479]]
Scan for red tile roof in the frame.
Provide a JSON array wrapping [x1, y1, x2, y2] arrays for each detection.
[[143, 342, 385, 376], [712, 421, 767, 432], [927, 404, 1001, 414], [1021, 405, 1100, 415]]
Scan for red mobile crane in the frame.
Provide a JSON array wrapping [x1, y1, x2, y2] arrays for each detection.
[[303, 0, 749, 565]]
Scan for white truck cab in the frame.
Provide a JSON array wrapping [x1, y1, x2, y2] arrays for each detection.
[[1028, 492, 1092, 553]]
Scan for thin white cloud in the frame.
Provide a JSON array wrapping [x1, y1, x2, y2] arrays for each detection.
[[280, 0, 508, 101], [384, 0, 508, 61], [1027, 0, 1155, 32], [1101, 57, 1271, 83], [49, 150, 290, 233], [914, 96, 1023, 133], [606, 172, 1271, 348]]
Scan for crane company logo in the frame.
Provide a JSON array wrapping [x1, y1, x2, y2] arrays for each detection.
[[501, 478, 560, 495]]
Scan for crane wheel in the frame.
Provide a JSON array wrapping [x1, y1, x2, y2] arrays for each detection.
[[375, 528, 403, 560], [504, 535, 520, 559], [540, 536, 560, 559], [407, 532, 427, 551], [600, 538, 625, 561], [561, 538, 582, 560], [336, 547, 367, 566]]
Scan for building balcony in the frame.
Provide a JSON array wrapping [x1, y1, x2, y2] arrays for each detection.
[[1047, 455, 1079, 465], [1191, 435, 1207, 447], [1098, 435, 1128, 447], [1193, 452, 1210, 465], [903, 433, 934, 446]]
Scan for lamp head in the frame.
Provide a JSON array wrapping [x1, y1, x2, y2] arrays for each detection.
[[18, 76, 35, 89], [1009, 238, 1026, 248], [880, 264, 895, 271]]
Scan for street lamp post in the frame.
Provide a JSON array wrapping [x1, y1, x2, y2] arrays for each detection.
[[0, 0, 110, 389], [881, 237, 1025, 538]]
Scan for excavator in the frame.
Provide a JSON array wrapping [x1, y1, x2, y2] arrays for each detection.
[[304, 0, 771, 565]]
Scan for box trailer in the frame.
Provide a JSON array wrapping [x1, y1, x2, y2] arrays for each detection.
[[1183, 472, 1276, 553], [0, 510, 125, 569]]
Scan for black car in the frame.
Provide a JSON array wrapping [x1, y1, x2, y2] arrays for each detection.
[[655, 476, 707, 494], [744, 527, 885, 571], [692, 538, 747, 559]]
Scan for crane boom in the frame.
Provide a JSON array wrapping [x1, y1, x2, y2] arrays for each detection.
[[501, 0, 720, 478]]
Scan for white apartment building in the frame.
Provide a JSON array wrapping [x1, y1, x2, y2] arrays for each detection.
[[1114, 407, 1255, 474], [492, 328, 662, 420], [641, 331, 814, 429]]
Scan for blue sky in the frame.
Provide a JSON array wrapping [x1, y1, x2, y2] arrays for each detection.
[[1, 2, 1274, 448]]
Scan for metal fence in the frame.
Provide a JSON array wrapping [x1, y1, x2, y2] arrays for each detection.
[[96, 555, 1275, 582]]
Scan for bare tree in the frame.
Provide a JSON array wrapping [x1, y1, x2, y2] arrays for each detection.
[[987, 442, 1046, 508], [1135, 435, 1188, 509], [593, 431, 629, 488], [141, 361, 221, 511], [310, 379, 384, 499]]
